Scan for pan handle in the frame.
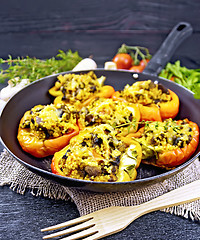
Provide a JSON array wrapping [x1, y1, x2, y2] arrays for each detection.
[[143, 22, 193, 76]]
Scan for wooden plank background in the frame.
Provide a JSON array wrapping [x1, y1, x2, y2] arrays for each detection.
[[0, 0, 199, 68]]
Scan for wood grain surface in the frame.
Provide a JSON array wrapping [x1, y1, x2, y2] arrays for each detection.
[[1, 186, 200, 240], [0, 0, 199, 67]]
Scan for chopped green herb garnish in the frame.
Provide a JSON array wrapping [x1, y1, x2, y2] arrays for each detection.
[[126, 164, 136, 172]]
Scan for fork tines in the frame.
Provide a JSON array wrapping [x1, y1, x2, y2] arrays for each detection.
[[41, 215, 98, 239]]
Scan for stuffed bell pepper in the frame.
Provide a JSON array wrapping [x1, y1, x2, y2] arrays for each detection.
[[112, 80, 179, 121], [78, 97, 140, 137], [125, 118, 199, 169], [17, 103, 79, 158], [49, 71, 115, 110], [51, 124, 142, 182]]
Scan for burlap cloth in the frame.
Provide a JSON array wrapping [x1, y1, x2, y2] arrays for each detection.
[[0, 149, 200, 220]]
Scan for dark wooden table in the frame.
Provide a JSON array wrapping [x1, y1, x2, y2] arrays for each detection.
[[0, 1, 200, 239], [1, 183, 200, 240]]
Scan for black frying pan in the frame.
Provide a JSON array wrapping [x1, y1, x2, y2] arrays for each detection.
[[1, 22, 199, 192]]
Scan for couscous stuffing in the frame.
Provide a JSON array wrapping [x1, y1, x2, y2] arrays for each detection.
[[52, 124, 142, 182], [120, 80, 171, 106], [17, 71, 199, 181], [49, 71, 106, 109], [19, 103, 78, 140], [78, 97, 140, 136]]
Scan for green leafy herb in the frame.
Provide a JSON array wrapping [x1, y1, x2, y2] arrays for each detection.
[[124, 164, 136, 178], [154, 122, 159, 130], [159, 60, 200, 99], [126, 164, 136, 172], [0, 50, 82, 85], [113, 120, 152, 133], [113, 118, 137, 133]]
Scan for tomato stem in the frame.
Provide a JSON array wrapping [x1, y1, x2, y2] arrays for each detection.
[[117, 44, 151, 65]]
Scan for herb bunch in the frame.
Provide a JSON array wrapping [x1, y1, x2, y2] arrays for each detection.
[[159, 60, 200, 99], [0, 50, 82, 85]]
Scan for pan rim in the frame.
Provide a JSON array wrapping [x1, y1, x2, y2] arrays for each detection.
[[0, 69, 199, 189], [1, 139, 199, 186]]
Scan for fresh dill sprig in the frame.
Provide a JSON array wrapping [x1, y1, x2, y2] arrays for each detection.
[[113, 118, 181, 134], [113, 119, 152, 132], [0, 50, 82, 85], [113, 118, 137, 132]]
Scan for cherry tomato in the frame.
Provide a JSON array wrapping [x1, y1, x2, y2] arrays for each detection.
[[139, 59, 150, 68], [129, 65, 144, 73], [113, 53, 133, 69], [129, 59, 150, 73]]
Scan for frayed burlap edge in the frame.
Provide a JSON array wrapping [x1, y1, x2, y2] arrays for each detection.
[[0, 149, 71, 201], [0, 149, 200, 220]]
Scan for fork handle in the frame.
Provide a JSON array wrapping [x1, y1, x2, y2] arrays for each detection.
[[137, 180, 200, 215]]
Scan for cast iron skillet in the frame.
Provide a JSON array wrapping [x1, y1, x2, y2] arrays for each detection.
[[1, 22, 200, 192]]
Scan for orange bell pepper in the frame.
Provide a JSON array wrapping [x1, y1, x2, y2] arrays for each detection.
[[51, 147, 66, 176], [112, 91, 162, 121], [159, 89, 179, 120], [112, 87, 179, 121], [81, 85, 115, 107], [77, 97, 140, 137], [112, 91, 127, 103], [137, 104, 162, 122], [51, 124, 143, 182], [54, 85, 115, 110], [156, 120, 199, 168], [17, 112, 79, 158], [51, 147, 104, 177], [125, 119, 199, 169], [122, 127, 144, 140], [51, 156, 65, 176], [18, 125, 79, 158]]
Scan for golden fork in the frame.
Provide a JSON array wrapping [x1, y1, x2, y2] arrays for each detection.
[[41, 180, 200, 240]]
